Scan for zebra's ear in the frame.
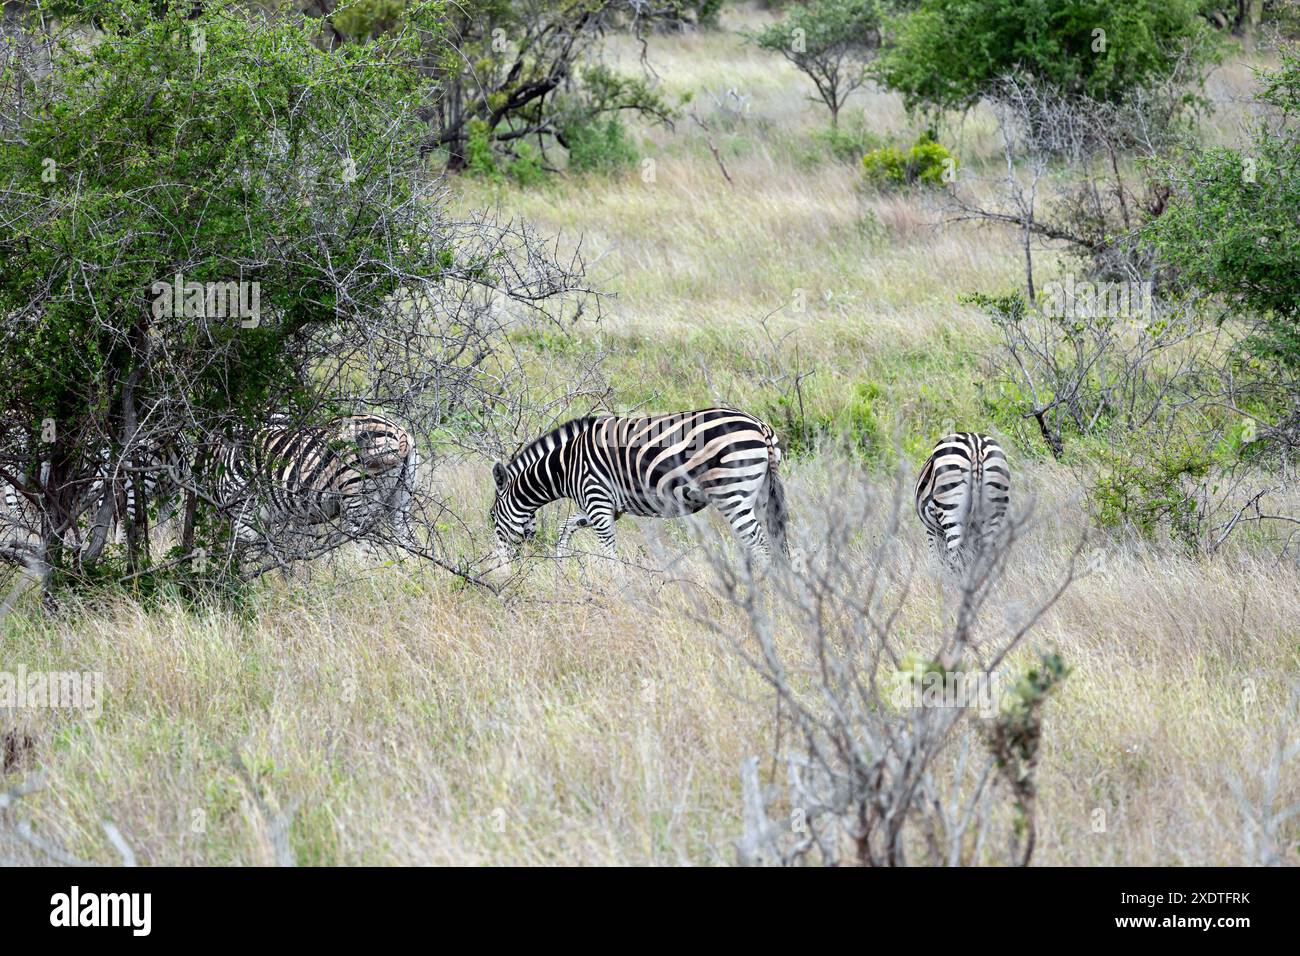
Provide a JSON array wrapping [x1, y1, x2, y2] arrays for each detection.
[[492, 461, 508, 491]]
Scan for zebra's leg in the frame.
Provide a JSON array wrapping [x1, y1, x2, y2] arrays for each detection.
[[717, 494, 772, 562], [943, 525, 968, 576], [556, 512, 591, 556], [585, 506, 619, 561], [393, 492, 417, 551]]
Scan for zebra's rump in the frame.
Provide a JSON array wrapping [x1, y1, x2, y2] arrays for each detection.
[[915, 432, 1010, 566]]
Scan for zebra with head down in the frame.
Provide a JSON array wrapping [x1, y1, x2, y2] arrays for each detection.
[[216, 413, 421, 554], [915, 432, 1011, 574], [489, 407, 789, 565]]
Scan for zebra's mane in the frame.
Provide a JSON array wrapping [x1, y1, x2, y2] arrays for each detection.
[[508, 416, 599, 472]]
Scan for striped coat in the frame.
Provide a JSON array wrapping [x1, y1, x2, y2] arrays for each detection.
[[219, 413, 418, 548], [915, 433, 1010, 572], [490, 408, 788, 561]]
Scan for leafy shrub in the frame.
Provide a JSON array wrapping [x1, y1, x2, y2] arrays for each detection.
[[907, 136, 955, 185], [1148, 54, 1300, 372], [0, 0, 595, 595], [328, 0, 409, 40], [876, 0, 1219, 114], [1090, 436, 1213, 550], [809, 122, 885, 164], [767, 382, 886, 463], [504, 140, 546, 187], [465, 119, 502, 183], [861, 134, 956, 188], [563, 115, 639, 174], [466, 119, 546, 186], [861, 145, 908, 186]]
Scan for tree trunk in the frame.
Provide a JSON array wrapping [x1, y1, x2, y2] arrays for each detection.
[[1234, 0, 1261, 40]]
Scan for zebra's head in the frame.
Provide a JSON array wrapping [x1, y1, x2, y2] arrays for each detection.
[[490, 460, 536, 553]]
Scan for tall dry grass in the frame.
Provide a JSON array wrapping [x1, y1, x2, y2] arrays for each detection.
[[2, 457, 1296, 864]]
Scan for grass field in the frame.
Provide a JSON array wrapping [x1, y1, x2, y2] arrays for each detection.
[[2, 6, 1297, 865]]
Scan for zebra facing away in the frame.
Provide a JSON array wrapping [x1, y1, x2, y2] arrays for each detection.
[[219, 413, 419, 551], [490, 408, 789, 564], [915, 433, 1011, 573]]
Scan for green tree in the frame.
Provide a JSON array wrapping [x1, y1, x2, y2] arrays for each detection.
[[875, 0, 1217, 114], [355, 0, 683, 171], [1146, 53, 1300, 448], [751, 0, 883, 127], [1148, 54, 1300, 368], [0, 0, 594, 592]]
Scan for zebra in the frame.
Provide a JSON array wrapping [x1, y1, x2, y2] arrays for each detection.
[[217, 413, 419, 552], [489, 408, 789, 564], [914, 433, 1010, 573], [1, 473, 36, 558], [0, 427, 41, 558], [88, 445, 184, 546], [1, 438, 183, 555]]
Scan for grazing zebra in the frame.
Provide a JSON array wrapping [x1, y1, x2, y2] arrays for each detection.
[[1, 474, 35, 557], [490, 408, 789, 563], [1, 442, 182, 554], [915, 433, 1010, 573], [88, 446, 183, 545], [218, 413, 419, 550]]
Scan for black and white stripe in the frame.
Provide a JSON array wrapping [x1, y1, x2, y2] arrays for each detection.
[[915, 433, 1010, 572], [490, 408, 789, 561], [219, 413, 419, 548], [88, 446, 182, 545], [1, 428, 41, 558], [1, 471, 36, 557]]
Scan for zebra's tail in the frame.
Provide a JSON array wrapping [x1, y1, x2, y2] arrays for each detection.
[[765, 469, 790, 560], [760, 427, 790, 561]]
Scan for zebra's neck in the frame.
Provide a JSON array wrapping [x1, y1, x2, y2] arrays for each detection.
[[506, 421, 588, 508]]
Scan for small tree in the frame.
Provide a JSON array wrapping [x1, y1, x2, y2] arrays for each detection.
[[1148, 53, 1300, 382], [752, 0, 882, 127], [876, 0, 1218, 115], [401, 0, 680, 171], [1143, 52, 1300, 545], [695, 475, 1078, 866], [0, 1, 604, 598], [1147, 51, 1300, 456]]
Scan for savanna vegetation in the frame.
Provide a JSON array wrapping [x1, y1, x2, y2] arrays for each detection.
[[1, 0, 1297, 866]]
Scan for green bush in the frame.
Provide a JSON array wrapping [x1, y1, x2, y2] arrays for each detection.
[[1147, 54, 1300, 371], [861, 145, 908, 186], [505, 140, 547, 187], [907, 137, 955, 185], [876, 0, 1219, 114], [329, 0, 410, 40], [861, 134, 955, 188], [465, 118, 502, 183], [807, 123, 883, 164], [1090, 437, 1212, 550], [466, 118, 547, 186], [564, 115, 639, 174], [766, 381, 886, 463]]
